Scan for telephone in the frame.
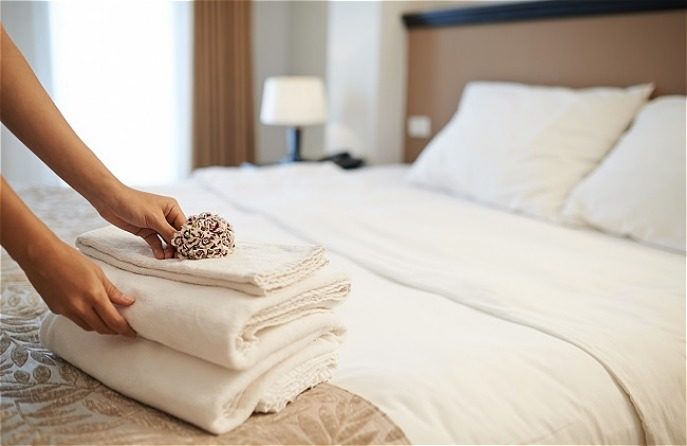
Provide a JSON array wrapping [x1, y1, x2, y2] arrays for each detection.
[[318, 151, 365, 170]]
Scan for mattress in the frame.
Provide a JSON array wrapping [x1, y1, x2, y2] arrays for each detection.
[[193, 163, 685, 445], [2, 163, 684, 444]]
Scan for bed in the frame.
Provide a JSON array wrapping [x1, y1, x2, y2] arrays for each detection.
[[3, 162, 684, 444], [1, 1, 685, 445]]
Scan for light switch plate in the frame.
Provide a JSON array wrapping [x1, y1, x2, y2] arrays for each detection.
[[407, 115, 431, 138]]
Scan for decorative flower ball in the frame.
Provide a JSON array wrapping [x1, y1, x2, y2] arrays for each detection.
[[171, 212, 235, 260]]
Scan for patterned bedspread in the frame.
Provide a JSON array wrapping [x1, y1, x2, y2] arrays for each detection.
[[0, 187, 408, 445]]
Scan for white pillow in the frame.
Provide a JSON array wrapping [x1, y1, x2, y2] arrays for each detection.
[[563, 96, 686, 252], [407, 81, 653, 221]]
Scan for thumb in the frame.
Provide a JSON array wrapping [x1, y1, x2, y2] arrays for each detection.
[[104, 279, 136, 306], [152, 216, 178, 245]]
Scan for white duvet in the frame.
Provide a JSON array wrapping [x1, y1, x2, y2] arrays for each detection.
[[146, 164, 684, 445]]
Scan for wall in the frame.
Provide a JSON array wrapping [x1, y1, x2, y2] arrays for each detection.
[[324, 0, 462, 165], [1, 1, 192, 187], [324, 1, 381, 162], [252, 0, 455, 165], [48, 0, 191, 186], [4, 0, 469, 177], [252, 0, 290, 163], [172, 1, 193, 180], [1, 1, 62, 187], [287, 1, 328, 160], [252, 0, 328, 163]]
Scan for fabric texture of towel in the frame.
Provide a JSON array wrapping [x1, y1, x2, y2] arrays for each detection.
[[77, 225, 327, 295], [39, 314, 344, 435], [94, 259, 349, 369]]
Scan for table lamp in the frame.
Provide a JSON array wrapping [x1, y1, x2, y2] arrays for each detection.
[[260, 76, 327, 162]]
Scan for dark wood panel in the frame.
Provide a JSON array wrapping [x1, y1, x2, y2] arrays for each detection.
[[403, 0, 687, 28]]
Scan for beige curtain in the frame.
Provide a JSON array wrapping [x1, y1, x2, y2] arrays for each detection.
[[192, 0, 255, 168]]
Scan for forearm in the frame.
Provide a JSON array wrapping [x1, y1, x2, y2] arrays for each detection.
[[0, 26, 122, 208], [0, 177, 63, 267], [1, 177, 136, 337]]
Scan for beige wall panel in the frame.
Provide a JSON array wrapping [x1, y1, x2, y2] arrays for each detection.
[[405, 10, 687, 162]]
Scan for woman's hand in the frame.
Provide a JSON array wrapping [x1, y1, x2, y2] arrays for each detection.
[[1, 27, 186, 260], [24, 238, 137, 337], [94, 186, 187, 259], [2, 178, 135, 337]]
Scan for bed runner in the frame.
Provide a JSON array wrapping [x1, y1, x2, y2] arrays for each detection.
[[0, 187, 408, 445]]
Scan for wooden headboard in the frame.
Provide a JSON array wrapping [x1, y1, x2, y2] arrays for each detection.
[[402, 0, 687, 162]]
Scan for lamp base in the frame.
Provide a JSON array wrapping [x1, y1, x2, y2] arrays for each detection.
[[286, 126, 302, 162]]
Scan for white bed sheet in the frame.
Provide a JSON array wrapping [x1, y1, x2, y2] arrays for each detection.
[[145, 164, 684, 444]]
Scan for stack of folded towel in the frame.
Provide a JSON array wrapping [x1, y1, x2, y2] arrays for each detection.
[[40, 225, 350, 434]]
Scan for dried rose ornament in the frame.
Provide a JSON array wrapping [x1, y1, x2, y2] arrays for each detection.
[[170, 212, 235, 260]]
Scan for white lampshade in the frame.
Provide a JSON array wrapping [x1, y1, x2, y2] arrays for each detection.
[[260, 76, 327, 126]]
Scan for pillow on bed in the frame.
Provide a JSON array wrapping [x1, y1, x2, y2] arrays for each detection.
[[407, 81, 653, 221], [563, 96, 686, 252]]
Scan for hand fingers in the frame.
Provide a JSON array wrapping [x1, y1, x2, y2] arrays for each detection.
[[163, 244, 175, 259], [101, 212, 165, 259], [95, 277, 136, 336], [81, 308, 115, 335], [160, 200, 186, 259], [105, 280, 135, 307], [151, 216, 178, 246], [94, 298, 136, 337], [66, 311, 108, 336], [101, 211, 144, 236], [99, 194, 187, 259], [151, 216, 180, 259], [140, 231, 165, 259], [107, 212, 166, 259], [162, 202, 186, 258], [68, 314, 91, 332], [166, 203, 187, 230]]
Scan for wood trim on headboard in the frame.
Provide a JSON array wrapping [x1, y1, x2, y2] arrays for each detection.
[[402, 2, 687, 163], [403, 0, 687, 28]]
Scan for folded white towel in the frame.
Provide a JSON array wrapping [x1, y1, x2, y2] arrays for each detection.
[[77, 226, 327, 295], [40, 314, 344, 434], [94, 260, 349, 369]]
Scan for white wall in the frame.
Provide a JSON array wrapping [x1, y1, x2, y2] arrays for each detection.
[[287, 1, 328, 160], [1, 1, 192, 187], [252, 0, 328, 163], [4, 0, 470, 179], [325, 0, 460, 165], [1, 1, 62, 187], [252, 0, 290, 163], [172, 1, 193, 180], [252, 0, 463, 165], [252, 0, 457, 165], [325, 1, 381, 162], [48, 0, 191, 186]]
